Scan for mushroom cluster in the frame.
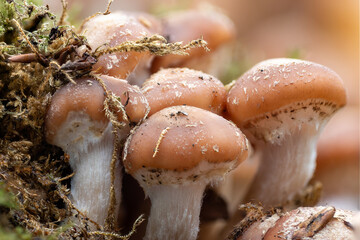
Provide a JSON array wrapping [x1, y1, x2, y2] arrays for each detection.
[[42, 7, 358, 240]]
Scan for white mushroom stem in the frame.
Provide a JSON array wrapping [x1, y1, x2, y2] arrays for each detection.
[[245, 124, 320, 207], [69, 125, 120, 225], [126, 55, 153, 86], [54, 113, 129, 225], [244, 101, 335, 207], [144, 183, 206, 240]]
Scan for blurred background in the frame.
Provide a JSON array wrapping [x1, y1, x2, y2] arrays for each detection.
[[45, 0, 359, 210]]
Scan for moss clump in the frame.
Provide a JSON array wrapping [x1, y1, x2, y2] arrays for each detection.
[[0, 183, 32, 240], [0, 0, 16, 42]]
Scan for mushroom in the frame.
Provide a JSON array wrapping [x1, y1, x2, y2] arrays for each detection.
[[226, 58, 347, 208], [142, 68, 226, 116], [150, 9, 235, 76], [123, 105, 249, 240], [82, 11, 162, 86], [45, 75, 148, 225], [231, 206, 357, 240]]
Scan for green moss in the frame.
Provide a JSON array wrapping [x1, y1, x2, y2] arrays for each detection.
[[0, 182, 32, 240], [0, 0, 44, 39], [0, 226, 32, 240], [0, 182, 18, 209], [0, 0, 16, 42], [286, 47, 303, 59], [1, 0, 55, 52]]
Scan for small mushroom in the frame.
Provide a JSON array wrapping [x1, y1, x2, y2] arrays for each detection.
[[82, 11, 162, 86], [142, 67, 226, 116], [123, 106, 249, 240], [151, 9, 235, 75], [226, 58, 347, 208], [45, 75, 148, 225]]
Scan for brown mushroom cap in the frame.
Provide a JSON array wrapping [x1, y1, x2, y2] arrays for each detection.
[[103, 75, 149, 123], [83, 12, 161, 79], [142, 68, 226, 116], [237, 206, 356, 240], [45, 75, 148, 144], [263, 207, 355, 240], [151, 9, 235, 72], [227, 58, 347, 128], [123, 106, 248, 179]]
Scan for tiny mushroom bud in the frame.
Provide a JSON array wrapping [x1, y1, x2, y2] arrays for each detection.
[[151, 9, 235, 75], [123, 106, 249, 240], [45, 75, 148, 226], [142, 68, 226, 116], [226, 58, 347, 208], [83, 11, 162, 86], [233, 206, 357, 240]]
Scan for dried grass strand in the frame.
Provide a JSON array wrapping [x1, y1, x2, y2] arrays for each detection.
[[91, 74, 127, 231], [54, 178, 102, 230], [49, 60, 76, 84], [12, 19, 41, 57], [58, 0, 68, 26], [78, 0, 113, 33], [93, 34, 209, 58], [89, 214, 144, 240]]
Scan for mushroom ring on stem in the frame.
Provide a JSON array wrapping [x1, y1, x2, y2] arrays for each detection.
[[45, 75, 149, 226], [226, 58, 347, 208], [123, 105, 249, 240]]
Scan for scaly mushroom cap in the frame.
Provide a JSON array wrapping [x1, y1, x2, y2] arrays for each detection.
[[83, 12, 161, 81], [151, 9, 235, 72], [227, 58, 346, 129], [226, 58, 346, 143], [45, 75, 148, 145], [236, 206, 356, 240], [142, 68, 226, 116], [123, 106, 248, 184], [220, 59, 347, 226]]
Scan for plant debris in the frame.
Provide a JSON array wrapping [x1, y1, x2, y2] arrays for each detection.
[[292, 206, 335, 239], [225, 203, 283, 240]]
